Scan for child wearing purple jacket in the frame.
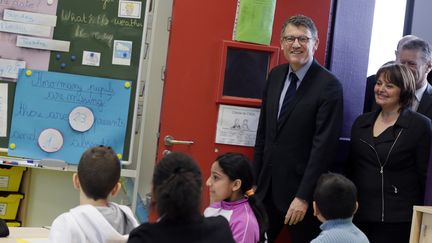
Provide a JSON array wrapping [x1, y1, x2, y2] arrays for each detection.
[[204, 153, 268, 243]]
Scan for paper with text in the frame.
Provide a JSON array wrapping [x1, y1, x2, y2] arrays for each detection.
[[215, 105, 260, 147], [0, 1, 57, 71], [0, 20, 51, 37], [4, 9, 57, 27], [0, 58, 26, 79], [16, 36, 70, 52], [9, 70, 131, 164], [233, 0, 276, 45], [0, 83, 8, 137]]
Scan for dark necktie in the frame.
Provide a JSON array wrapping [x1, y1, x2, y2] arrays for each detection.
[[279, 72, 299, 119]]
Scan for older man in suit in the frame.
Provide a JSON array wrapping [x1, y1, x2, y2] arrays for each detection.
[[397, 38, 432, 116], [363, 36, 432, 114], [399, 39, 432, 205], [363, 35, 419, 113], [253, 15, 343, 243]]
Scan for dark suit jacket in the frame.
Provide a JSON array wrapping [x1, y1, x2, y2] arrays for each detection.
[[418, 83, 432, 119], [253, 60, 343, 212], [349, 109, 432, 222], [363, 74, 376, 113], [421, 84, 432, 205], [127, 216, 235, 243]]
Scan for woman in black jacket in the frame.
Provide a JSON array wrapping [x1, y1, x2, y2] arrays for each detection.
[[348, 63, 432, 243]]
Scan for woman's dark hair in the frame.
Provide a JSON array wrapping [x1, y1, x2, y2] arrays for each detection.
[[153, 152, 202, 222], [376, 63, 416, 110], [216, 153, 268, 242]]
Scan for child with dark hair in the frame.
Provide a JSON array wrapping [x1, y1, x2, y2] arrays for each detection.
[[204, 153, 268, 243], [49, 146, 139, 243], [311, 173, 369, 243], [127, 152, 235, 243]]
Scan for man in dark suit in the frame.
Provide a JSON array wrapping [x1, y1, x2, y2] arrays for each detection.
[[363, 35, 419, 113], [398, 39, 432, 206], [253, 15, 343, 243], [396, 38, 432, 116]]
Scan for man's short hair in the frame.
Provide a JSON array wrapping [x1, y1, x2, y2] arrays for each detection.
[[280, 15, 318, 39], [401, 38, 432, 63], [396, 35, 418, 52], [78, 146, 121, 200], [313, 173, 357, 220]]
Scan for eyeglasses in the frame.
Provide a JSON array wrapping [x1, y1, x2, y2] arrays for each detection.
[[281, 36, 313, 45]]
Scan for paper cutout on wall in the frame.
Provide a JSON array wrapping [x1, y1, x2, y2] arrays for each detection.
[[3, 9, 57, 27], [232, 0, 276, 45], [0, 83, 8, 137], [118, 0, 142, 19], [0, 20, 51, 37], [0, 58, 26, 79], [9, 70, 131, 164], [16, 36, 70, 52], [112, 40, 132, 66]]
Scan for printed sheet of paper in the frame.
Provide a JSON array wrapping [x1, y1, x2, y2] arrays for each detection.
[[16, 36, 70, 52], [0, 20, 51, 37], [82, 51, 101, 66], [233, 0, 276, 45], [0, 58, 26, 79], [215, 104, 260, 147], [9, 70, 132, 164], [118, 0, 142, 19], [3, 9, 57, 26], [0, 83, 8, 137], [112, 40, 132, 66]]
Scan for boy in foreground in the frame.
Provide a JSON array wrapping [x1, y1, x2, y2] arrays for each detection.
[[49, 146, 138, 243], [311, 173, 369, 243]]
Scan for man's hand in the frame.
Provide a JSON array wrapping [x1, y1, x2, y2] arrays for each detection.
[[284, 197, 308, 225]]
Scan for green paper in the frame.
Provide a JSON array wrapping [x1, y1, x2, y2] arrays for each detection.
[[233, 0, 276, 45]]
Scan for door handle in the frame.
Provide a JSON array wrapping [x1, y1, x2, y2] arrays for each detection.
[[164, 135, 194, 146]]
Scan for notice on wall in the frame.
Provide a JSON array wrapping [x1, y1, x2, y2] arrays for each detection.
[[9, 70, 132, 164], [215, 104, 260, 147], [118, 0, 142, 19], [3, 9, 57, 26], [0, 58, 26, 79], [232, 0, 276, 45], [16, 36, 70, 52], [0, 20, 51, 37], [0, 83, 8, 137]]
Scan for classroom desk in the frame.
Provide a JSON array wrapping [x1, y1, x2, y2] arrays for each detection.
[[3, 227, 49, 243]]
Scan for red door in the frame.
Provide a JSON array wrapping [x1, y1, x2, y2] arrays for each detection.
[[155, 0, 333, 240]]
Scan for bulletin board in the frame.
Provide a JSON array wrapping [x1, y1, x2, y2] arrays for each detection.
[[0, 0, 146, 164]]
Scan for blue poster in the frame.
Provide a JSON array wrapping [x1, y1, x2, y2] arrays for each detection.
[[9, 69, 132, 164]]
